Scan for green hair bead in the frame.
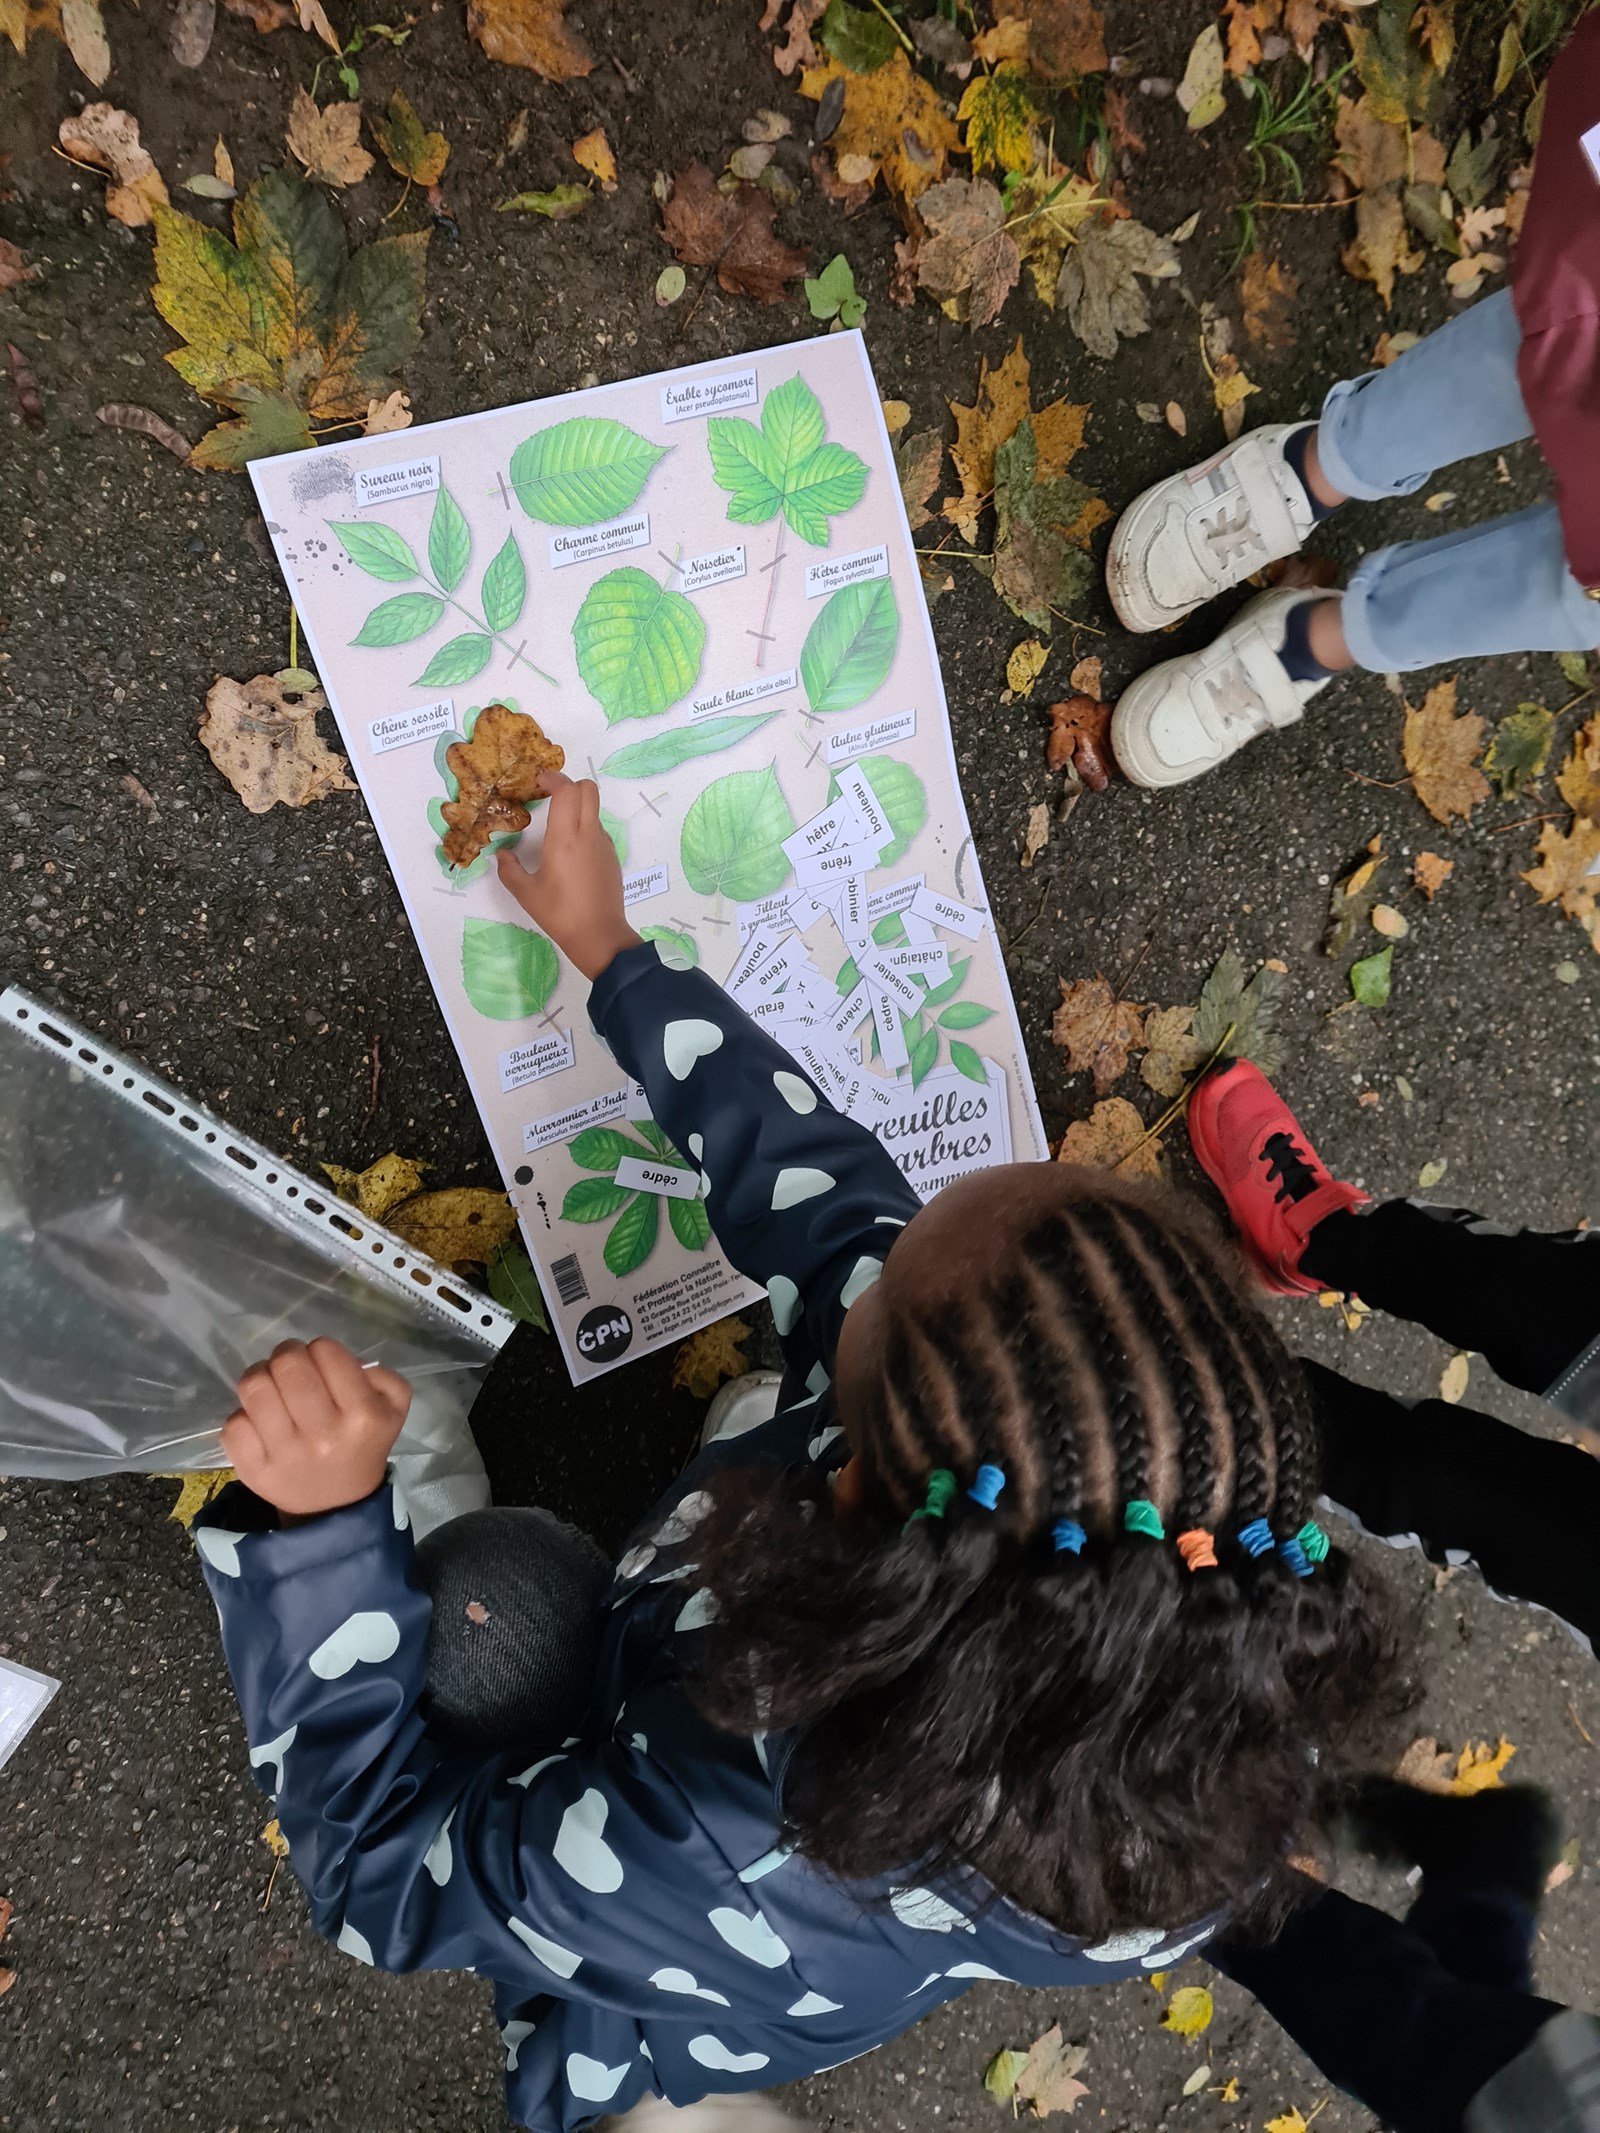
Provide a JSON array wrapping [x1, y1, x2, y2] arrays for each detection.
[[903, 1467, 957, 1534], [1295, 1519, 1331, 1565], [1123, 1498, 1165, 1542]]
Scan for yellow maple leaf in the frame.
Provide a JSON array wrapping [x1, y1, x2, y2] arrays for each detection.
[[943, 338, 1090, 545], [1524, 818, 1600, 948], [958, 65, 1039, 174], [323, 1152, 431, 1221], [1052, 976, 1147, 1096], [388, 1188, 518, 1267], [1452, 1736, 1517, 1795], [1161, 1986, 1213, 2038], [1005, 158, 1103, 306], [1056, 1097, 1163, 1181], [368, 90, 449, 188], [163, 1469, 234, 1527], [1557, 712, 1600, 824], [1402, 677, 1488, 826], [671, 1316, 752, 1400], [1005, 637, 1049, 699], [799, 50, 961, 215], [572, 125, 616, 190], [260, 1818, 290, 1858], [1266, 2110, 1320, 2133]]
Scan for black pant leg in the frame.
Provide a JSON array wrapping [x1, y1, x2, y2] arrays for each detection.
[[1306, 1359, 1600, 1651], [1211, 1887, 1562, 2133], [1304, 1200, 1600, 1414]]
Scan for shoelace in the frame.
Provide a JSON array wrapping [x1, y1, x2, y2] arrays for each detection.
[[1203, 499, 1266, 565], [1201, 659, 1269, 733], [1260, 1129, 1321, 1206]]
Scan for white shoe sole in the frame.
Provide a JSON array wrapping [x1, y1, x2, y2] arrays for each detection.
[[1110, 589, 1318, 790]]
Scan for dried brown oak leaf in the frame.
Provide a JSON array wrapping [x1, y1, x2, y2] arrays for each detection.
[[285, 86, 374, 187], [466, 0, 591, 78], [59, 103, 169, 228], [1052, 975, 1146, 1095], [1403, 677, 1488, 826], [660, 162, 809, 304], [799, 50, 961, 217], [442, 703, 564, 869], [1056, 1096, 1163, 1180], [671, 1315, 752, 1400], [915, 177, 1020, 330], [199, 672, 355, 814]]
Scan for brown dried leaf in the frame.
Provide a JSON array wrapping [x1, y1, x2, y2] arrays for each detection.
[[96, 402, 192, 458], [1045, 694, 1110, 776], [768, 0, 825, 73], [60, 0, 109, 80], [1056, 1096, 1163, 1180], [1240, 249, 1298, 350], [1403, 677, 1488, 825], [466, 0, 592, 78], [991, 0, 1106, 80], [323, 1151, 430, 1220], [388, 1188, 518, 1266], [671, 1315, 752, 1400], [572, 126, 616, 191], [1069, 655, 1102, 698], [1020, 799, 1050, 868], [1013, 2023, 1091, 2118], [169, 0, 215, 65], [1394, 1735, 1457, 1793], [1524, 818, 1600, 948], [1140, 1005, 1207, 1097], [1413, 850, 1453, 898], [369, 91, 450, 188], [799, 50, 961, 216], [285, 86, 374, 187], [660, 162, 809, 304], [915, 176, 1020, 329], [442, 703, 564, 869], [1051, 975, 1146, 1094], [58, 103, 169, 228], [1556, 713, 1600, 825], [198, 672, 355, 815], [894, 427, 944, 533], [0, 238, 33, 290], [1223, 0, 1276, 75], [1334, 94, 1422, 306], [220, 0, 297, 27], [363, 389, 412, 434], [7, 340, 43, 430]]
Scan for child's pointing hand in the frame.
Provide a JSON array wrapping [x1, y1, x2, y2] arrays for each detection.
[[497, 770, 642, 981], [221, 1337, 412, 1519]]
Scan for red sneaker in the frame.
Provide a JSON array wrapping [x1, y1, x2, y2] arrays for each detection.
[[1186, 1059, 1369, 1296]]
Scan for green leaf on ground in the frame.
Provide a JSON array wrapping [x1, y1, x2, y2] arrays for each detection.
[[573, 566, 705, 722], [1484, 701, 1555, 799], [680, 764, 795, 900], [1350, 945, 1394, 1007], [460, 917, 559, 1019], [498, 184, 591, 219], [805, 251, 867, 327], [1191, 948, 1285, 1076], [509, 416, 669, 524], [818, 0, 897, 72]]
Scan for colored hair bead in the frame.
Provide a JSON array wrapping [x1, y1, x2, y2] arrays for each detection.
[[1295, 1520, 1331, 1565], [1279, 1537, 1313, 1578], [1123, 1498, 1165, 1542], [1051, 1519, 1087, 1555], [902, 1467, 956, 1533], [1238, 1517, 1275, 1558], [1176, 1529, 1218, 1573], [967, 1463, 1006, 1511]]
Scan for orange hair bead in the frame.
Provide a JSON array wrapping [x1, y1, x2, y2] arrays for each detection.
[[1176, 1529, 1219, 1573]]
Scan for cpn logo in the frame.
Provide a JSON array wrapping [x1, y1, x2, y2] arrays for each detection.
[[576, 1304, 633, 1360]]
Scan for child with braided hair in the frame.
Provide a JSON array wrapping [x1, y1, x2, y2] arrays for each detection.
[[190, 771, 1418, 2133]]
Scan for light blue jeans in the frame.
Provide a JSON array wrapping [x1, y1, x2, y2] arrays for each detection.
[[1315, 289, 1600, 672]]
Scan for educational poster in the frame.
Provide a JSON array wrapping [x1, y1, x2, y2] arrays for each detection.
[[251, 334, 1047, 1384]]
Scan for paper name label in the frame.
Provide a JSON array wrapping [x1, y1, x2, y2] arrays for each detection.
[[786, 889, 839, 932], [792, 841, 880, 890], [886, 943, 951, 982], [614, 1154, 701, 1200], [549, 512, 649, 570], [625, 1080, 654, 1122], [826, 707, 917, 766], [522, 1088, 631, 1157], [681, 545, 747, 593], [804, 544, 890, 599], [867, 875, 924, 921], [910, 885, 988, 940], [836, 872, 869, 951], [368, 699, 454, 755], [746, 940, 813, 998], [870, 988, 910, 1069], [622, 863, 670, 907], [354, 455, 439, 508], [779, 1034, 848, 1098], [690, 667, 797, 718], [1583, 118, 1600, 186], [661, 367, 759, 423], [835, 763, 892, 853], [726, 926, 789, 996], [862, 951, 922, 1015], [829, 982, 872, 1042], [498, 1030, 575, 1093], [782, 798, 855, 864]]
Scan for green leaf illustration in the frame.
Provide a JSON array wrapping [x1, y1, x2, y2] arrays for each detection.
[[830, 750, 925, 864], [601, 809, 628, 867], [415, 632, 494, 687], [574, 566, 705, 723], [669, 1194, 711, 1252], [605, 1190, 659, 1274], [921, 957, 970, 1010], [487, 1240, 549, 1331], [706, 374, 868, 547], [801, 577, 899, 712], [598, 711, 779, 778], [938, 1000, 994, 1030], [638, 925, 699, 970], [509, 416, 669, 525], [569, 1125, 654, 1170], [329, 519, 419, 581], [460, 917, 559, 1019], [352, 590, 445, 647], [564, 1177, 637, 1223], [949, 1040, 987, 1084], [428, 487, 471, 594], [835, 954, 859, 993], [909, 1026, 940, 1087], [481, 533, 526, 633], [680, 765, 796, 902], [871, 911, 906, 947]]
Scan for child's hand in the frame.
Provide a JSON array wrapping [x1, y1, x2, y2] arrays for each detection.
[[497, 771, 642, 981], [221, 1338, 412, 1520]]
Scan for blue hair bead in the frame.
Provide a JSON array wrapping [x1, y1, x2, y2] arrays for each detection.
[[1238, 1518, 1274, 1559], [967, 1463, 1006, 1511], [1051, 1519, 1087, 1556], [1279, 1538, 1313, 1579]]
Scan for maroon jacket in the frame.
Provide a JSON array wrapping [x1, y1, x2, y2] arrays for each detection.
[[1514, 10, 1600, 595]]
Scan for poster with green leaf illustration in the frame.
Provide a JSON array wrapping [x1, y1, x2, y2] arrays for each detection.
[[250, 334, 1044, 1386]]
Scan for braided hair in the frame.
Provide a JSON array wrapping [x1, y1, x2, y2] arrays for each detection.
[[687, 1169, 1417, 1942]]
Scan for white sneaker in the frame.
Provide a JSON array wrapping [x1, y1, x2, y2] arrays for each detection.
[[1107, 423, 1317, 633], [699, 1370, 784, 1450], [1110, 590, 1332, 790]]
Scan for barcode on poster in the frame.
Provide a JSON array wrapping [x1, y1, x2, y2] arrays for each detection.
[[551, 1254, 590, 1307]]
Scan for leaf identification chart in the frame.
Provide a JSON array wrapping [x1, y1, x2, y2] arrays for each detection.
[[252, 333, 1046, 1384]]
